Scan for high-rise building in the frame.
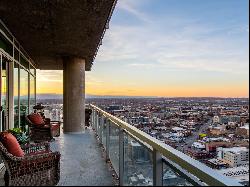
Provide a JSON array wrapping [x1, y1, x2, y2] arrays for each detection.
[[217, 147, 249, 167]]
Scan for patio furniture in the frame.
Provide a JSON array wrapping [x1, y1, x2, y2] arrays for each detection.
[[85, 108, 92, 127], [33, 103, 46, 119], [0, 132, 60, 186], [26, 113, 61, 142]]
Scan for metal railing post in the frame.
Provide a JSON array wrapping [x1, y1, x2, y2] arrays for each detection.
[[91, 107, 94, 128], [153, 149, 163, 186], [93, 110, 96, 130], [95, 110, 97, 131], [95, 111, 99, 135], [99, 115, 103, 143], [106, 119, 110, 161], [98, 113, 101, 138], [119, 128, 124, 185]]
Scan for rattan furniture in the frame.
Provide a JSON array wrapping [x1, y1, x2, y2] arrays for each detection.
[[85, 108, 92, 127], [0, 142, 60, 186], [26, 114, 61, 142]]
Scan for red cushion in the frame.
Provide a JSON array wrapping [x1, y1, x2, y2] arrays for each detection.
[[0, 132, 25, 157], [28, 113, 45, 125], [51, 124, 60, 130]]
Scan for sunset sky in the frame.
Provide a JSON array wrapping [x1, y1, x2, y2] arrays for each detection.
[[37, 0, 249, 98]]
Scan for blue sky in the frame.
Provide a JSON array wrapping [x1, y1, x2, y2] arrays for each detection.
[[37, 0, 249, 97]]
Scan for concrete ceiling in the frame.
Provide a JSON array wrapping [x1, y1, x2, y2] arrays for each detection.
[[0, 0, 116, 71]]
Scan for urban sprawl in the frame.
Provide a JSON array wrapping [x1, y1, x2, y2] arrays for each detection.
[[39, 97, 249, 186]]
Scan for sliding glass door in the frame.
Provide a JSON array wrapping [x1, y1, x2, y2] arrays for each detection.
[[0, 53, 9, 131], [20, 67, 29, 132], [14, 62, 19, 128]]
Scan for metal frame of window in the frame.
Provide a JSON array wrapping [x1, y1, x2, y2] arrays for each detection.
[[0, 49, 12, 130], [0, 19, 37, 130]]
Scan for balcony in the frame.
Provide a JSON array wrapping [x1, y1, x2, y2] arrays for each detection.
[[88, 104, 243, 186], [0, 0, 247, 186], [0, 104, 243, 186]]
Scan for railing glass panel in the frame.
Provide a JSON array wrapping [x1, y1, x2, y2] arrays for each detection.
[[109, 121, 120, 175], [162, 161, 192, 186], [123, 133, 153, 186], [89, 104, 243, 186], [102, 117, 107, 148], [97, 113, 103, 139]]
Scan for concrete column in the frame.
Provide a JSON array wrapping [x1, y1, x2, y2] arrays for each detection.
[[63, 57, 85, 133]]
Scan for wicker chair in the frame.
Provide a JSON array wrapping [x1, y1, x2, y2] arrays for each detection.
[[26, 114, 61, 142], [0, 142, 60, 186]]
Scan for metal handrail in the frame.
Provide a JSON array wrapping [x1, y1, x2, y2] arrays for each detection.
[[90, 104, 242, 186]]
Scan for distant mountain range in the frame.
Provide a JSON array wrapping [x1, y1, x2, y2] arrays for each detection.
[[37, 94, 63, 100], [36, 94, 248, 100], [36, 94, 159, 100]]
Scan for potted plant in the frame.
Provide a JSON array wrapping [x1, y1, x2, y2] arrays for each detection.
[[8, 128, 29, 146]]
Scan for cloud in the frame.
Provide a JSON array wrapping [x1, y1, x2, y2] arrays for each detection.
[[128, 63, 157, 69], [86, 74, 105, 86], [116, 0, 151, 23], [227, 25, 250, 35], [96, 7, 249, 75], [36, 70, 63, 82], [36, 70, 106, 86], [36, 0, 249, 97]]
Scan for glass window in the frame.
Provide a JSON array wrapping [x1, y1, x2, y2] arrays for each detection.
[[14, 62, 19, 128], [30, 64, 35, 76], [0, 32, 13, 56], [30, 75, 35, 113], [1, 57, 8, 131], [20, 55, 29, 70], [0, 23, 13, 42], [20, 68, 29, 132], [14, 48, 19, 61]]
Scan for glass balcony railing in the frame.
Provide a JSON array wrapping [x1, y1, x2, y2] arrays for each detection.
[[88, 104, 243, 186]]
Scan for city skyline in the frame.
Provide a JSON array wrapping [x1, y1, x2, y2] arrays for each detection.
[[37, 0, 249, 98]]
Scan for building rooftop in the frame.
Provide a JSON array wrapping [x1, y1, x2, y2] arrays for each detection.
[[218, 165, 249, 183], [221, 147, 249, 154]]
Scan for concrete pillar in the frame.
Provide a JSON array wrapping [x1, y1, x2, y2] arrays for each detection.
[[63, 57, 85, 133]]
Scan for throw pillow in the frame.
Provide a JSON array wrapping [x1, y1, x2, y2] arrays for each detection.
[[0, 132, 25, 157]]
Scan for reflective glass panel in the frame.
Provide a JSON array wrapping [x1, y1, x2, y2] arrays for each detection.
[[14, 62, 19, 128], [109, 122, 120, 175], [20, 68, 29, 132], [163, 161, 193, 186], [124, 133, 153, 186], [29, 75, 35, 113]]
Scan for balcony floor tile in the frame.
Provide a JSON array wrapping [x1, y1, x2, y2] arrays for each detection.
[[51, 128, 114, 186]]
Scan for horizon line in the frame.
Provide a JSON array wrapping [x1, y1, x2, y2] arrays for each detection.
[[36, 93, 249, 99]]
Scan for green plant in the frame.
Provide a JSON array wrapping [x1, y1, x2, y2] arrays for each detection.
[[8, 128, 29, 145]]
